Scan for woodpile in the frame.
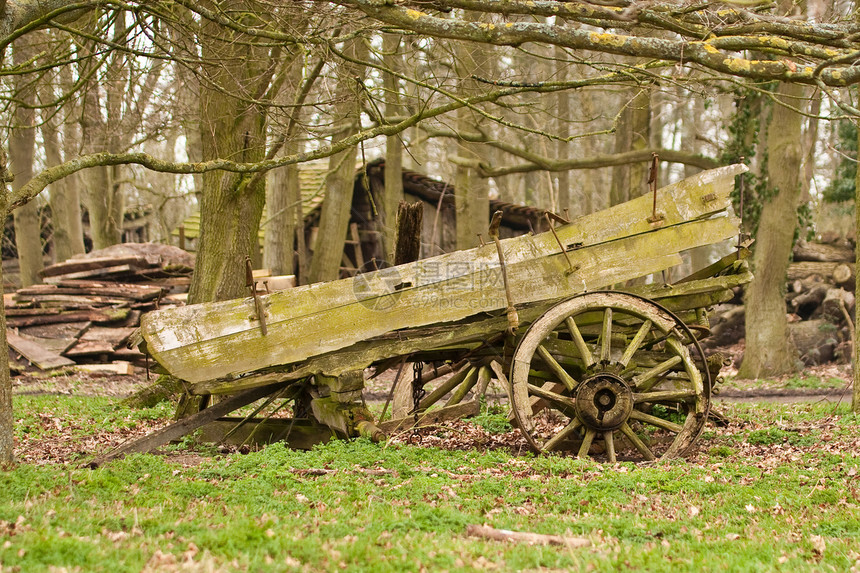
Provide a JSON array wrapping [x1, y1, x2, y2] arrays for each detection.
[[5, 243, 192, 374], [707, 239, 856, 367]]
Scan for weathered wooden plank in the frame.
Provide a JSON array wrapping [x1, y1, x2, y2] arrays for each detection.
[[13, 294, 132, 307], [15, 332, 76, 355], [7, 308, 130, 327], [86, 382, 287, 467], [42, 265, 140, 284], [75, 362, 135, 375], [64, 340, 115, 357], [6, 330, 76, 370], [20, 321, 92, 340], [198, 418, 334, 449], [150, 213, 737, 383], [40, 255, 158, 278], [16, 282, 162, 301], [378, 400, 481, 434]]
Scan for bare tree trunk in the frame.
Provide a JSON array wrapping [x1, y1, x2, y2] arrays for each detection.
[[854, 105, 860, 412], [0, 146, 12, 466], [11, 36, 43, 286], [738, 83, 806, 379], [555, 47, 572, 215], [610, 88, 650, 206], [381, 32, 404, 261], [41, 65, 85, 261], [453, 26, 493, 250], [308, 37, 367, 284]]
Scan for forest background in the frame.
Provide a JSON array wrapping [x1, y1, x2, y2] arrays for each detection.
[[2, 0, 860, 465]]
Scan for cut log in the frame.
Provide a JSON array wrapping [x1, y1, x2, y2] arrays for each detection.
[[789, 319, 839, 366], [787, 261, 855, 288], [792, 240, 854, 263], [821, 288, 855, 324], [6, 330, 76, 370], [789, 284, 829, 319]]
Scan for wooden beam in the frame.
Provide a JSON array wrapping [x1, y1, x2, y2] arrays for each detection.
[[86, 382, 288, 468]]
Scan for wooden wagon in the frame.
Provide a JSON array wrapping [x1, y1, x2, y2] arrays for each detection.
[[124, 164, 752, 464]]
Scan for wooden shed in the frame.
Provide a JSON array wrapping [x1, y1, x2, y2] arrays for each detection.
[[303, 158, 550, 277]]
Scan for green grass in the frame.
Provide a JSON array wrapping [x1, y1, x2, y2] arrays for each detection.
[[3, 396, 859, 572]]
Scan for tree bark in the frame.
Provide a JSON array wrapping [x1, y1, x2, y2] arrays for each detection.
[[610, 88, 650, 206], [41, 62, 85, 262], [308, 37, 368, 284], [0, 149, 13, 467], [10, 35, 43, 287], [738, 82, 806, 379], [188, 2, 279, 302], [382, 32, 404, 261]]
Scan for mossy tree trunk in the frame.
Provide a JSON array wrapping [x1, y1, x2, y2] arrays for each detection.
[[0, 150, 13, 467], [738, 82, 806, 379], [188, 3, 278, 303]]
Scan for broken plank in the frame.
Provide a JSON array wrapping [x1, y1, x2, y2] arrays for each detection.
[[40, 255, 158, 278], [13, 294, 132, 307], [198, 418, 334, 449], [17, 282, 162, 301], [42, 265, 144, 284], [86, 382, 288, 467], [75, 362, 135, 375], [7, 309, 130, 327], [378, 400, 480, 434], [15, 332, 76, 355], [78, 326, 136, 348], [6, 330, 76, 370], [4, 307, 60, 316], [64, 340, 115, 357], [20, 321, 92, 340]]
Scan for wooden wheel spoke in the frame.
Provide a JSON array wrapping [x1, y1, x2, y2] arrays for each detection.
[[564, 317, 594, 368], [633, 389, 696, 403], [603, 431, 616, 462], [536, 345, 578, 391], [600, 308, 613, 363], [620, 422, 656, 461], [578, 428, 596, 458], [620, 319, 652, 368], [629, 409, 684, 433], [632, 355, 683, 392], [543, 418, 582, 452], [527, 383, 577, 412]]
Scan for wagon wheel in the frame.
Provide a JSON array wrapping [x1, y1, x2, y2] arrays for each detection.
[[510, 291, 710, 462]]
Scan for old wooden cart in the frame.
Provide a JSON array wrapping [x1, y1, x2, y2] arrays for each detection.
[[132, 164, 752, 463]]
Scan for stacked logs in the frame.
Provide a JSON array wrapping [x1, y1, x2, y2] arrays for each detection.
[[705, 239, 856, 366], [785, 240, 855, 365]]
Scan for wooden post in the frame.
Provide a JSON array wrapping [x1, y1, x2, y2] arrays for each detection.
[[394, 200, 423, 265]]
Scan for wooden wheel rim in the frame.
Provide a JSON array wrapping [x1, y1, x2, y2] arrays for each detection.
[[510, 291, 710, 461]]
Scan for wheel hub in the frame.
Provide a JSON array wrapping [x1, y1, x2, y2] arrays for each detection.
[[575, 372, 633, 431]]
